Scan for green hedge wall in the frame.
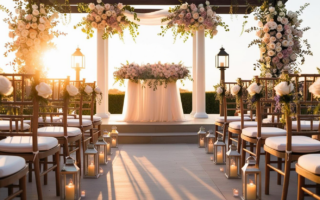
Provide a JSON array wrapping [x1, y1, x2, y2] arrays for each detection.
[[108, 92, 221, 114]]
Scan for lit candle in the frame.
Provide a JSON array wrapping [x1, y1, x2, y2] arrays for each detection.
[[230, 160, 238, 177], [88, 162, 95, 176], [99, 167, 104, 174], [208, 143, 213, 153], [99, 151, 104, 164], [199, 139, 204, 147], [246, 180, 257, 200], [220, 167, 224, 172], [233, 189, 239, 197], [107, 143, 111, 154], [220, 62, 224, 67], [217, 150, 223, 163], [112, 139, 116, 147], [210, 156, 213, 161], [65, 179, 75, 200], [81, 190, 85, 197]]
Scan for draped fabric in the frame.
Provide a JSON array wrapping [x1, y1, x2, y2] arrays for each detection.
[[124, 10, 170, 26], [122, 80, 185, 122]]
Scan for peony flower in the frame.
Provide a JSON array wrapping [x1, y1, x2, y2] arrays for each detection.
[[277, 1, 283, 6], [66, 85, 79, 96], [94, 86, 102, 94], [309, 78, 320, 98], [247, 83, 262, 96], [8, 32, 15, 38], [216, 87, 223, 94], [105, 3, 110, 10], [288, 40, 294, 47], [88, 3, 95, 10], [38, 24, 45, 31], [270, 36, 276, 42], [276, 46, 282, 52], [95, 15, 101, 22], [40, 8, 46, 14], [118, 3, 124, 10], [265, 73, 272, 78], [106, 11, 112, 17], [267, 50, 275, 56], [84, 85, 93, 95], [29, 31, 37, 39], [180, 3, 188, 9], [198, 25, 204, 30], [274, 81, 294, 96], [198, 17, 204, 23], [257, 21, 263, 28], [0, 76, 13, 96], [290, 53, 297, 60], [281, 18, 289, 25], [32, 9, 39, 16], [97, 0, 102, 3], [231, 85, 241, 96], [32, 17, 37, 22], [36, 82, 52, 98], [26, 38, 34, 46], [193, 13, 199, 19], [269, 7, 275, 13], [282, 40, 289, 47], [277, 52, 284, 59], [263, 25, 269, 33]]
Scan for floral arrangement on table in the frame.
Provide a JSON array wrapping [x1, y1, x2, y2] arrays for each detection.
[[4, 2, 65, 73], [213, 83, 225, 104], [75, 0, 139, 41], [113, 62, 191, 90], [246, 0, 312, 77], [247, 81, 263, 104], [159, 1, 229, 42]]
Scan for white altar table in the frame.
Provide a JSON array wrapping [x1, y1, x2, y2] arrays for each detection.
[[122, 80, 185, 122]]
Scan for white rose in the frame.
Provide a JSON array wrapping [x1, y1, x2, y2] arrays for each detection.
[[247, 83, 262, 96], [193, 13, 199, 19], [36, 82, 52, 98], [32, 4, 38, 10], [84, 85, 93, 95], [88, 3, 95, 10], [309, 78, 320, 98], [231, 85, 241, 96], [290, 54, 297, 60], [279, 12, 285, 17], [97, 0, 102, 3], [257, 21, 263, 28], [216, 87, 223, 94], [274, 82, 294, 96], [276, 46, 282, 52], [0, 75, 13, 96], [180, 4, 188, 9], [118, 3, 124, 10], [106, 11, 112, 17], [277, 1, 283, 7], [198, 17, 204, 23], [267, 50, 275, 56], [269, 7, 275, 13], [265, 73, 272, 78], [32, 9, 39, 16], [66, 84, 79, 96], [94, 86, 102, 94], [206, 1, 210, 5]]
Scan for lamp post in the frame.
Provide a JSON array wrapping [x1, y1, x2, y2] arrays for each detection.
[[71, 47, 85, 82], [216, 47, 229, 116]]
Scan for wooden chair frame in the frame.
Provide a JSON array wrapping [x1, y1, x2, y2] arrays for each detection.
[[296, 163, 320, 200]]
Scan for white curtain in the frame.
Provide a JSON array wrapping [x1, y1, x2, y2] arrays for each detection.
[[124, 10, 170, 26]]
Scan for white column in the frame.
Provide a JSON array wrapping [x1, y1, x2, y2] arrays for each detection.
[[95, 29, 110, 118], [190, 31, 197, 116], [194, 29, 208, 119]]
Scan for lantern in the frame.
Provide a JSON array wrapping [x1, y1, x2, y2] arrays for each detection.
[[84, 143, 100, 178], [110, 126, 118, 148], [60, 156, 80, 200], [225, 144, 241, 179], [241, 156, 261, 200], [213, 135, 226, 165], [197, 126, 206, 148], [71, 47, 85, 81], [95, 136, 108, 165], [102, 130, 112, 155], [205, 130, 215, 154], [216, 47, 229, 69]]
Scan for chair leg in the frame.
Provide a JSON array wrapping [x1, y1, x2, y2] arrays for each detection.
[[316, 184, 320, 195], [28, 162, 32, 182], [237, 133, 241, 153], [43, 157, 48, 185], [277, 158, 282, 185], [55, 151, 61, 196], [228, 131, 232, 150], [241, 139, 246, 168], [19, 175, 27, 200], [297, 174, 305, 200], [265, 151, 270, 195], [34, 156, 43, 200], [255, 140, 262, 168], [8, 185, 13, 196], [215, 125, 218, 143], [76, 139, 82, 176], [281, 157, 292, 200], [222, 125, 227, 143]]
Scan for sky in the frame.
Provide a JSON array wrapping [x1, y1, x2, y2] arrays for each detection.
[[0, 0, 319, 92]]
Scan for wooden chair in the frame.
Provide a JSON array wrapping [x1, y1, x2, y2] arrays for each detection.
[[0, 72, 61, 200]]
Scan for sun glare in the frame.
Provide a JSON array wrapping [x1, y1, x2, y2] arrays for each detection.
[[43, 49, 73, 78]]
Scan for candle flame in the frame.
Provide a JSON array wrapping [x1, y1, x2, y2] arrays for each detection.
[[68, 179, 74, 187], [249, 179, 254, 184], [90, 162, 93, 166], [100, 151, 103, 154]]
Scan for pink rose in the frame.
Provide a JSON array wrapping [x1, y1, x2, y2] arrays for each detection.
[[277, 52, 283, 59]]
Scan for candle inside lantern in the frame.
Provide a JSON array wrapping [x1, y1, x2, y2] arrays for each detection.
[[76, 63, 79, 67], [246, 180, 257, 200], [99, 167, 104, 174], [65, 179, 75, 200], [220, 167, 224, 172], [107, 143, 110, 154], [199, 138, 204, 147], [233, 189, 239, 197], [210, 156, 213, 161], [230, 159, 237, 177], [88, 162, 95, 176], [112, 139, 116, 147], [220, 62, 224, 66], [99, 151, 104, 164], [208, 143, 213, 153], [81, 190, 85, 197], [217, 150, 223, 163]]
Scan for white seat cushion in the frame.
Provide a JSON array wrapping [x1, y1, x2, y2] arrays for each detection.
[[0, 136, 58, 153], [229, 121, 258, 129], [37, 127, 82, 137], [24, 117, 61, 124], [215, 116, 251, 123], [0, 121, 30, 131], [292, 121, 319, 131], [59, 116, 76, 119], [0, 156, 26, 178], [242, 127, 286, 139], [66, 119, 92, 127], [77, 115, 101, 122], [263, 117, 279, 123], [237, 113, 251, 117], [265, 136, 320, 153], [298, 154, 320, 174]]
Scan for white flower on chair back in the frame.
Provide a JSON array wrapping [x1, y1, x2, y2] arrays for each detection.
[[247, 83, 262, 96], [274, 81, 294, 96], [231, 85, 241, 96], [84, 85, 93, 95], [0, 75, 13, 96], [216, 87, 223, 95], [94, 86, 102, 94], [309, 78, 320, 98], [66, 84, 79, 96], [35, 82, 52, 98], [265, 73, 272, 78]]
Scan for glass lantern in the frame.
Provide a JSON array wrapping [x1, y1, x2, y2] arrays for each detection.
[[198, 126, 206, 148], [95, 136, 108, 165], [84, 143, 100, 179], [60, 156, 80, 200], [216, 47, 229, 68], [205, 130, 215, 154], [241, 156, 261, 200], [103, 130, 112, 155], [225, 144, 241, 179], [110, 126, 118, 148], [213, 135, 226, 165]]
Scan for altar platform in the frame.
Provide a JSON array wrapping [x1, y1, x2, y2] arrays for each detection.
[[101, 114, 218, 144]]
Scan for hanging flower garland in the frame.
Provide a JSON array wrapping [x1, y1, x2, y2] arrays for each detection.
[[159, 1, 229, 42], [246, 1, 312, 77], [75, 0, 139, 41]]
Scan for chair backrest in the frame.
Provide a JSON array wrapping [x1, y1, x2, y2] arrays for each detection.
[[237, 78, 253, 130]]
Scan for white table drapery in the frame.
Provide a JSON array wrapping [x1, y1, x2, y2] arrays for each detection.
[[122, 80, 185, 122]]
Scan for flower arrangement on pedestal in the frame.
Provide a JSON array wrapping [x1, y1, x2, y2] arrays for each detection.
[[4, 2, 65, 73], [75, 0, 139, 41], [246, 1, 312, 77], [159, 1, 229, 42], [113, 62, 191, 90]]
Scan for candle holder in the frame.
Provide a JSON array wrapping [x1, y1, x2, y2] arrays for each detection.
[[197, 126, 206, 148], [241, 156, 261, 200], [81, 191, 85, 198], [102, 130, 112, 155], [60, 156, 80, 200], [84, 143, 100, 179], [95, 136, 108, 165], [110, 126, 118, 148], [213, 135, 226, 165], [205, 130, 215, 154], [225, 144, 241, 179], [233, 189, 239, 197]]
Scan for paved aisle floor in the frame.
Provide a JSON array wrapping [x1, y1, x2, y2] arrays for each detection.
[[0, 144, 303, 199]]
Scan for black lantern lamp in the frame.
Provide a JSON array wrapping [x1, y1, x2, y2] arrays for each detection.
[[71, 47, 85, 81], [216, 47, 229, 69]]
